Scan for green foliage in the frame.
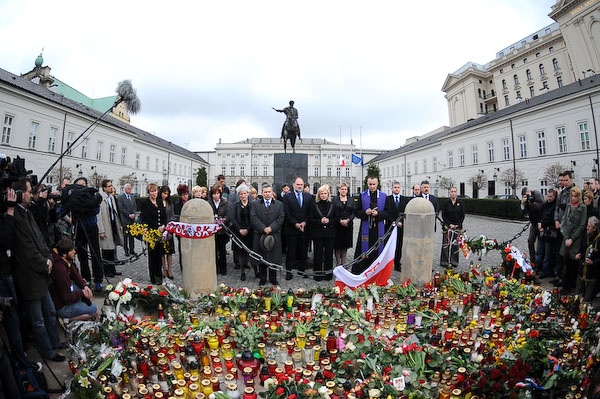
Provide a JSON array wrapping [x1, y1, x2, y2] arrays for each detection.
[[196, 166, 207, 187], [438, 197, 526, 220], [363, 164, 381, 190]]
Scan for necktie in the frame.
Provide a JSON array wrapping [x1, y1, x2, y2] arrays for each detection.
[[426, 195, 429, 200], [395, 196, 399, 205], [297, 192, 302, 207], [265, 200, 270, 209]]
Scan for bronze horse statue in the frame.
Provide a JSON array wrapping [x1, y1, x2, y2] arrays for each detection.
[[273, 101, 301, 153]]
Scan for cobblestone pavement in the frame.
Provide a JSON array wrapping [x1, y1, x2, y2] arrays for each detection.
[[38, 215, 538, 396]]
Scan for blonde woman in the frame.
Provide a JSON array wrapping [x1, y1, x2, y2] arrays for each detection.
[[140, 183, 166, 284], [309, 185, 339, 281]]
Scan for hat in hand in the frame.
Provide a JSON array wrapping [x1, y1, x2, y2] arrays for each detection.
[[259, 234, 275, 251]]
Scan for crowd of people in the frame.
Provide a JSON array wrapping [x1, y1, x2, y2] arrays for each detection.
[[521, 171, 600, 302]]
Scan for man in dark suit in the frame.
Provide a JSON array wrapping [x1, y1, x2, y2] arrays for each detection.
[[117, 183, 137, 256], [11, 178, 64, 362], [250, 184, 284, 285], [283, 177, 315, 280], [420, 180, 440, 231], [386, 181, 408, 272]]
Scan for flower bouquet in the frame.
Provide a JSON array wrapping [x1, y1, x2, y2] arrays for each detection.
[[126, 222, 165, 250], [107, 278, 139, 317]]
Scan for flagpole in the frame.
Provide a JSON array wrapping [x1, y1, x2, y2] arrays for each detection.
[[349, 125, 353, 195], [339, 125, 343, 186], [360, 126, 364, 192]]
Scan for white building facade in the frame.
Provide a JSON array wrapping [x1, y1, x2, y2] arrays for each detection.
[[374, 0, 600, 197], [0, 62, 206, 194]]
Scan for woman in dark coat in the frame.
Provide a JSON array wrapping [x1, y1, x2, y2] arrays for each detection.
[[140, 183, 167, 284], [309, 185, 339, 281], [159, 185, 175, 279], [577, 216, 600, 302], [230, 184, 255, 281], [208, 184, 230, 275], [332, 182, 355, 266]]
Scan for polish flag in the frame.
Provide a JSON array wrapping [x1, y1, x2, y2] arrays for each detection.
[[339, 155, 346, 167], [333, 227, 397, 290]]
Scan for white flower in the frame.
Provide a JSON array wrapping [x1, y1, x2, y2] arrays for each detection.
[[108, 291, 120, 302], [318, 386, 329, 395], [122, 278, 133, 286], [121, 292, 132, 303], [78, 376, 91, 388]]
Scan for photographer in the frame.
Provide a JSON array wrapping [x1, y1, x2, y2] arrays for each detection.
[[29, 183, 56, 248], [520, 186, 544, 268], [0, 187, 33, 370]]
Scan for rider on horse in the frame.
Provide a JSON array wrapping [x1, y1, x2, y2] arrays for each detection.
[[273, 101, 301, 140]]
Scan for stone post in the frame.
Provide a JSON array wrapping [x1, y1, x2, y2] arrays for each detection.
[[180, 199, 217, 299], [402, 198, 435, 287]]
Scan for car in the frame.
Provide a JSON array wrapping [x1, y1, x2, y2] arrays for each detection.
[[457, 195, 471, 199], [485, 195, 499, 199], [497, 194, 519, 200]]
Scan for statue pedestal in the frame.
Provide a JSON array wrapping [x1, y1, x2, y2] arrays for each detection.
[[402, 198, 435, 287], [273, 153, 308, 193], [180, 199, 217, 298]]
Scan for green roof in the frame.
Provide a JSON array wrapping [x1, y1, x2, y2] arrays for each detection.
[[52, 78, 117, 113]]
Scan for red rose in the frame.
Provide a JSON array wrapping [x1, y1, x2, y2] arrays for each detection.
[[288, 395, 297, 399], [276, 387, 285, 395], [529, 329, 539, 338]]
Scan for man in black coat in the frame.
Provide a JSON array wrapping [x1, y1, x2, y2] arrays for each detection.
[[117, 183, 137, 256], [283, 177, 315, 280], [420, 180, 440, 231], [11, 178, 64, 362], [386, 181, 409, 272]]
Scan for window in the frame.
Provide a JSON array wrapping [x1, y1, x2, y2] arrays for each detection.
[[155, 158, 159, 172], [67, 132, 75, 155], [47, 127, 57, 152], [121, 147, 127, 165], [336, 167, 341, 177], [553, 58, 559, 70], [263, 166, 268, 176], [580, 121, 591, 150], [447, 151, 454, 168], [109, 145, 115, 163], [459, 148, 465, 166], [222, 166, 227, 175], [549, 46, 554, 52], [252, 165, 258, 177], [542, 81, 549, 89], [345, 167, 350, 177], [230, 166, 235, 176], [414, 161, 418, 174], [135, 153, 140, 169], [526, 69, 532, 80], [28, 121, 39, 149], [539, 64, 545, 75], [539, 180, 548, 195], [432, 157, 437, 172], [502, 138, 510, 160], [240, 165, 245, 176], [146, 156, 150, 170], [516, 91, 521, 100], [79, 139, 87, 158], [513, 74, 519, 85], [314, 167, 319, 177], [487, 142, 495, 162], [423, 159, 427, 173], [472, 145, 478, 164], [557, 76, 563, 87], [478, 88, 482, 98], [96, 141, 103, 161], [518, 135, 527, 158], [557, 126, 567, 153], [1, 114, 13, 144], [504, 95, 509, 106], [529, 86, 535, 97], [502, 79, 507, 89], [326, 167, 332, 177], [537, 130, 546, 155]]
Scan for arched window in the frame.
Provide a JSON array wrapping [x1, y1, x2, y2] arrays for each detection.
[[526, 69, 532, 80], [539, 64, 545, 75], [552, 58, 559, 70], [513, 74, 519, 85], [502, 79, 507, 89]]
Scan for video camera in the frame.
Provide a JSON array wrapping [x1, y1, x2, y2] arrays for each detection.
[[0, 155, 37, 205]]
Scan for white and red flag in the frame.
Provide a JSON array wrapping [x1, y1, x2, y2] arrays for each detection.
[[333, 227, 397, 290], [339, 155, 346, 167]]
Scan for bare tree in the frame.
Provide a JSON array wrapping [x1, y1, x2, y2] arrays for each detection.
[[89, 171, 107, 189], [468, 172, 488, 191], [499, 167, 526, 195], [437, 176, 455, 196], [48, 166, 73, 185], [543, 162, 566, 188], [118, 174, 137, 190]]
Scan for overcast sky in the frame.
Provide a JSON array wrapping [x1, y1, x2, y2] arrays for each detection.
[[0, 0, 557, 152]]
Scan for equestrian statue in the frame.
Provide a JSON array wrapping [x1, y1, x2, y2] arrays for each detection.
[[273, 100, 301, 153]]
